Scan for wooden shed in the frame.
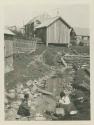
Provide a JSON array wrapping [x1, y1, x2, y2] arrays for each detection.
[[72, 27, 90, 46], [4, 28, 15, 73], [35, 16, 71, 46]]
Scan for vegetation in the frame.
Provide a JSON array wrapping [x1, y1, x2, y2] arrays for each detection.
[[5, 43, 90, 120]]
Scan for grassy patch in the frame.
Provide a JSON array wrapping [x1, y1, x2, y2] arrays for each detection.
[[70, 46, 90, 55], [5, 52, 51, 90]]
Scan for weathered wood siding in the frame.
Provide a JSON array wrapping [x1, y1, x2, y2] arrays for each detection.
[[5, 56, 13, 73], [4, 40, 13, 57], [13, 39, 36, 53], [47, 19, 70, 45], [4, 40, 13, 73]]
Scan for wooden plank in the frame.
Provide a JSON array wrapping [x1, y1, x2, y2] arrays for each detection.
[[14, 40, 36, 53], [5, 40, 13, 57], [37, 88, 53, 96]]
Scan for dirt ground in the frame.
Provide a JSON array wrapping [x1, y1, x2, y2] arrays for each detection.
[[5, 44, 90, 120]]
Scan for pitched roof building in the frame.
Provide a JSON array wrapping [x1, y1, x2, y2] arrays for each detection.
[[35, 16, 71, 46], [36, 16, 71, 29]]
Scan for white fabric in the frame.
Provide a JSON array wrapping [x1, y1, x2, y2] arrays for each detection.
[[70, 110, 78, 115], [59, 96, 70, 105], [56, 108, 65, 116]]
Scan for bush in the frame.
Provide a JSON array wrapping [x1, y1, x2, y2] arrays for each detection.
[[43, 48, 57, 66]]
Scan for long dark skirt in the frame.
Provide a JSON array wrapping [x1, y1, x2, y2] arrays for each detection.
[[17, 101, 30, 117], [59, 102, 76, 115]]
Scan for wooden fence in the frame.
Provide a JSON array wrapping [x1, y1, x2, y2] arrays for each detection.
[[13, 39, 37, 53], [64, 54, 90, 60], [4, 40, 14, 73], [4, 40, 13, 57], [63, 54, 90, 66]]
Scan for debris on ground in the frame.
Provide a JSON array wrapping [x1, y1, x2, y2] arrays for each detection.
[[5, 45, 90, 120]]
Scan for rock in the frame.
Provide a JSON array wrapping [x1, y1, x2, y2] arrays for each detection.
[[37, 88, 53, 95], [20, 90, 24, 94], [16, 100, 22, 105], [35, 113, 46, 121], [26, 80, 33, 87], [11, 102, 19, 109], [33, 80, 38, 85], [23, 88, 30, 94], [16, 84, 23, 93], [16, 114, 21, 119], [18, 93, 24, 99], [6, 92, 16, 99], [41, 80, 46, 86], [37, 93, 42, 96], [33, 94, 38, 98]]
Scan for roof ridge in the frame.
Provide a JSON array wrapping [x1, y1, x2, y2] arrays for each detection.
[[35, 16, 71, 29], [26, 14, 51, 25]]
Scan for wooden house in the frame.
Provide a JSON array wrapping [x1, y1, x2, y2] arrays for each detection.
[[4, 28, 15, 73], [35, 16, 71, 46]]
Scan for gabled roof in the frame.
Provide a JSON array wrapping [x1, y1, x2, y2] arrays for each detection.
[[4, 28, 15, 35], [25, 14, 51, 25], [36, 16, 71, 29], [74, 27, 90, 36]]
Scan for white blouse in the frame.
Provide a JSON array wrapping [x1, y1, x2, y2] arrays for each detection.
[[59, 96, 70, 105]]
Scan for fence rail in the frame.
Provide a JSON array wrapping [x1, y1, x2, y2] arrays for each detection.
[[13, 40, 37, 53]]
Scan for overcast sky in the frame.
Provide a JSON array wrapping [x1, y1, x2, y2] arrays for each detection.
[[4, 2, 90, 28]]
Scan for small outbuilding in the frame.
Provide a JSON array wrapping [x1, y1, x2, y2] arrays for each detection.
[[73, 27, 90, 46], [35, 16, 71, 46]]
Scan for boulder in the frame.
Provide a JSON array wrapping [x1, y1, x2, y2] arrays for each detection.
[[6, 91, 16, 99], [32, 84, 38, 93], [35, 113, 46, 121], [18, 93, 24, 99], [16, 84, 24, 93], [23, 88, 30, 94], [26, 80, 33, 87]]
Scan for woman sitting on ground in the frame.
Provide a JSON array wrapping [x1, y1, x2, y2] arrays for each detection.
[[16, 93, 31, 120], [59, 91, 77, 116]]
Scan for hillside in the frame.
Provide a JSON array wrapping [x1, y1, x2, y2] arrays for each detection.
[[5, 44, 90, 120]]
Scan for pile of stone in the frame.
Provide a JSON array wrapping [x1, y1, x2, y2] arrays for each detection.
[[5, 78, 54, 118]]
